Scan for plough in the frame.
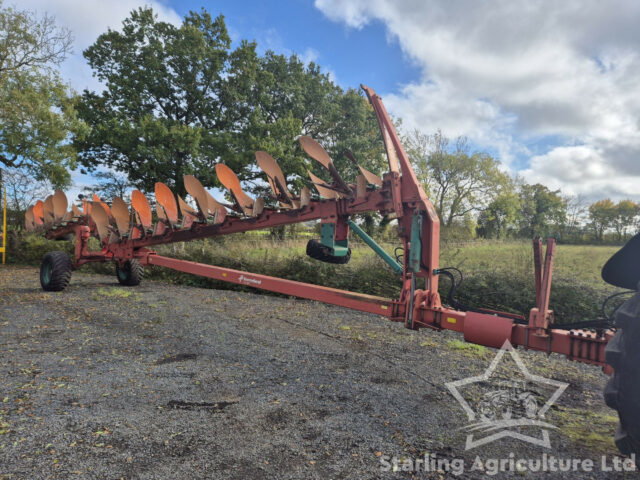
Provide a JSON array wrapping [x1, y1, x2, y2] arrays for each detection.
[[24, 85, 639, 456]]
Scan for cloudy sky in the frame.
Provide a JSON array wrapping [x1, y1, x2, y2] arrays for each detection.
[[19, 0, 640, 201]]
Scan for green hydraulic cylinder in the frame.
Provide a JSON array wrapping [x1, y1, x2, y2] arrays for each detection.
[[346, 220, 403, 274]]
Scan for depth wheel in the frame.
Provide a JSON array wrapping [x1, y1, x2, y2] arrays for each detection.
[[306, 239, 351, 265], [40, 251, 73, 292], [116, 259, 144, 286], [605, 291, 640, 456]]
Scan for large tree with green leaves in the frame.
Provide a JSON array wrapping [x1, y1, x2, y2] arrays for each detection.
[[404, 129, 510, 227], [76, 7, 386, 200], [517, 183, 566, 238], [612, 199, 639, 241], [476, 190, 521, 238], [236, 51, 385, 199], [0, 2, 81, 188], [76, 8, 250, 197], [588, 199, 616, 242]]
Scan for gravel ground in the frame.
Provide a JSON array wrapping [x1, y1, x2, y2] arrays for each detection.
[[0, 265, 635, 479]]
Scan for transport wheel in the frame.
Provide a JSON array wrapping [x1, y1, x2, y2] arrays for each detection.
[[306, 239, 351, 265], [115, 259, 144, 286], [40, 251, 73, 292], [604, 290, 640, 456]]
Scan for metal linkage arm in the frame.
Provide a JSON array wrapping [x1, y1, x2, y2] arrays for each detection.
[[347, 220, 403, 274], [142, 253, 395, 317], [362, 85, 441, 307], [409, 304, 613, 369]]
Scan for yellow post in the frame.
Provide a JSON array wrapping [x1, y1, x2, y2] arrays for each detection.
[[1, 185, 5, 264]]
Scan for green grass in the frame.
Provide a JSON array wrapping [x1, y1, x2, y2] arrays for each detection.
[[440, 241, 619, 288], [446, 339, 488, 356], [7, 233, 625, 325], [553, 407, 619, 454], [93, 287, 139, 299]]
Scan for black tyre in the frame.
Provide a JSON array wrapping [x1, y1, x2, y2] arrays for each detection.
[[115, 259, 144, 286], [306, 239, 351, 265], [40, 251, 73, 292], [604, 290, 640, 456], [54, 233, 75, 242]]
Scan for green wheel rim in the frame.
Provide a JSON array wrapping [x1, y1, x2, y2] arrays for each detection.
[[118, 264, 129, 281], [43, 262, 52, 284]]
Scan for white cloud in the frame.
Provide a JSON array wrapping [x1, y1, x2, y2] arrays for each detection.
[[19, 0, 181, 92], [314, 0, 640, 200], [299, 47, 319, 65], [521, 145, 640, 200]]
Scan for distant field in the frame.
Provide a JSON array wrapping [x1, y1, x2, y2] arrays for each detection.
[[207, 236, 619, 290], [439, 242, 619, 290]]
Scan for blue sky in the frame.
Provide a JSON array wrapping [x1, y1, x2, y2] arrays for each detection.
[[168, 0, 544, 175], [20, 0, 640, 202], [171, 0, 421, 93]]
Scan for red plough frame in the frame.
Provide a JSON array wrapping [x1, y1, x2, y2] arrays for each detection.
[[43, 85, 613, 370]]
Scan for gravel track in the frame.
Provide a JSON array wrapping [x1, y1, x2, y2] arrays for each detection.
[[0, 265, 634, 479]]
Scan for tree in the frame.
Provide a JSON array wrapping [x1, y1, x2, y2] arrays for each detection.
[[588, 199, 616, 242], [2, 166, 51, 211], [83, 170, 133, 202], [563, 194, 588, 239], [0, 2, 81, 187], [404, 127, 431, 195], [518, 183, 566, 238], [227, 51, 385, 198], [76, 8, 386, 202], [476, 190, 521, 239], [613, 200, 639, 241], [76, 8, 252, 197], [404, 129, 510, 227], [225, 50, 385, 237]]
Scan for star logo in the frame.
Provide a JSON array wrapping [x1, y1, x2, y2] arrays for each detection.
[[445, 340, 568, 449]]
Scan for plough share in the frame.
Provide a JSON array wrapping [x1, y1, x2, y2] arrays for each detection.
[[24, 85, 640, 456]]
